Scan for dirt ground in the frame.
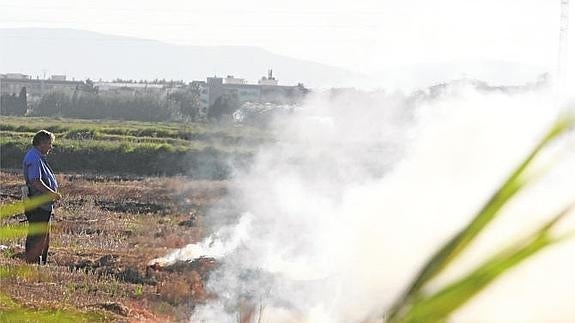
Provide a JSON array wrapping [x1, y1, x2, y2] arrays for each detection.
[[0, 170, 231, 322]]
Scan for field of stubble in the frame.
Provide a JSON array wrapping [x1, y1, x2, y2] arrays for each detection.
[[0, 170, 233, 322]]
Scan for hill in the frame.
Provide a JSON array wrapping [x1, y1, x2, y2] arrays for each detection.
[[0, 28, 363, 88]]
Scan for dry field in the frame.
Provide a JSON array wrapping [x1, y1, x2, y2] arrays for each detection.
[[0, 170, 231, 322]]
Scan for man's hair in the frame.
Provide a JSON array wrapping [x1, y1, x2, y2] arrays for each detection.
[[32, 130, 55, 146]]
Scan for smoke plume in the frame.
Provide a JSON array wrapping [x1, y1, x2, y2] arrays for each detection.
[[160, 83, 575, 322]]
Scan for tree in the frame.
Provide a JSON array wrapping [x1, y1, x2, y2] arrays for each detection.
[[34, 92, 72, 116], [167, 85, 202, 121], [208, 93, 239, 120], [0, 87, 27, 116]]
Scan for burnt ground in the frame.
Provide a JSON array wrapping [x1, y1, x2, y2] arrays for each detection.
[[0, 170, 233, 322]]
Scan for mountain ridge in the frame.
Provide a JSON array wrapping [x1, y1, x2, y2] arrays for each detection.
[[0, 28, 363, 88], [0, 28, 550, 90]]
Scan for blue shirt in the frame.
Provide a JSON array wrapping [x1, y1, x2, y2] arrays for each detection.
[[23, 147, 58, 211]]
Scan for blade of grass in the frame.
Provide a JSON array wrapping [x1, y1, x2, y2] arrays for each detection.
[[0, 194, 54, 218], [0, 223, 49, 240], [0, 265, 34, 280], [386, 116, 574, 321], [396, 203, 574, 323]]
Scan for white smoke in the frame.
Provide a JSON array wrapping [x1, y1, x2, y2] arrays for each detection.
[[148, 213, 253, 268], [168, 84, 575, 323]]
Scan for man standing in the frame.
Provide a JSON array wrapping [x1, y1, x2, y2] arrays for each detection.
[[22, 130, 61, 265]]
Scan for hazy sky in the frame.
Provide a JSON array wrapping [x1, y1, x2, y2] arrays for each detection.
[[0, 0, 571, 74]]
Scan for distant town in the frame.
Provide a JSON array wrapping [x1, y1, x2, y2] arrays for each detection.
[[1, 68, 551, 124], [0, 70, 309, 121]]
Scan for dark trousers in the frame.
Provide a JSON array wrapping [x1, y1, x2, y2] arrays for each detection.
[[24, 208, 52, 265]]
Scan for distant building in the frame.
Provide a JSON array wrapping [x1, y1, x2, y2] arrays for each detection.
[[1, 70, 308, 118], [95, 82, 164, 91], [222, 83, 262, 103], [197, 70, 307, 117], [50, 75, 67, 81], [2, 73, 30, 80], [0, 74, 83, 104], [206, 76, 225, 109], [223, 75, 247, 85], [95, 81, 166, 96], [258, 69, 278, 86]]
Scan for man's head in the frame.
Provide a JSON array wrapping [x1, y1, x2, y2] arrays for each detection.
[[32, 130, 55, 155]]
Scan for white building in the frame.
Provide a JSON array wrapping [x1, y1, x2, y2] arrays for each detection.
[[50, 75, 67, 81], [258, 69, 278, 86], [2, 73, 31, 80], [223, 75, 247, 85]]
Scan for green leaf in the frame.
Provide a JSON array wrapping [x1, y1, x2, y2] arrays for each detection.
[[386, 116, 575, 321], [398, 204, 573, 323], [0, 194, 54, 218], [0, 223, 49, 240]]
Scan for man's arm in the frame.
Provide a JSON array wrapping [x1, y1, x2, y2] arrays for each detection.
[[25, 157, 61, 201], [30, 179, 61, 201]]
